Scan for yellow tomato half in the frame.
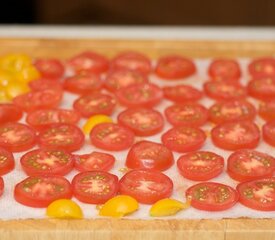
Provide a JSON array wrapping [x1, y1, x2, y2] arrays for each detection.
[[0, 54, 32, 72], [82, 114, 113, 134], [16, 65, 41, 83], [5, 81, 30, 99]]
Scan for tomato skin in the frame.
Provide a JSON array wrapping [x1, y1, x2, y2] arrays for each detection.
[[259, 100, 275, 121], [227, 150, 275, 182], [72, 171, 119, 204], [34, 58, 65, 80], [29, 79, 63, 92], [248, 57, 275, 78], [14, 175, 72, 208], [263, 120, 275, 147], [247, 77, 275, 100], [237, 177, 275, 211], [126, 141, 174, 171], [0, 177, 3, 197], [155, 55, 196, 80], [0, 147, 15, 176], [117, 108, 164, 136], [119, 169, 173, 204], [177, 151, 224, 181], [0, 103, 23, 124], [186, 182, 239, 211]]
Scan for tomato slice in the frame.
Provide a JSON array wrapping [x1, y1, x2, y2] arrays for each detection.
[[111, 51, 152, 75], [0, 177, 3, 197], [89, 122, 134, 151], [13, 89, 63, 112], [0, 122, 36, 152], [0, 147, 14, 176], [0, 103, 23, 124], [117, 108, 164, 136], [68, 51, 109, 74], [126, 141, 174, 171], [209, 100, 256, 124], [29, 79, 63, 92], [72, 171, 119, 204], [116, 83, 163, 108], [14, 175, 72, 208], [186, 182, 238, 211], [263, 120, 275, 147], [227, 150, 275, 182], [204, 81, 247, 101], [73, 93, 116, 118], [119, 169, 173, 204], [104, 69, 148, 92], [155, 55, 196, 80], [211, 121, 260, 150], [20, 149, 74, 176], [237, 177, 275, 211], [74, 151, 115, 172], [26, 109, 80, 131], [247, 77, 275, 100], [164, 103, 208, 127], [259, 100, 275, 121], [64, 73, 102, 95], [177, 151, 224, 181], [34, 58, 65, 80], [161, 126, 206, 153], [248, 57, 275, 78], [163, 84, 203, 103], [38, 124, 84, 152]]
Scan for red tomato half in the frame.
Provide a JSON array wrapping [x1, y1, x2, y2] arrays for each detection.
[[247, 77, 275, 100], [126, 141, 174, 171], [117, 108, 164, 136], [177, 151, 224, 181], [34, 58, 65, 80], [38, 124, 84, 152], [227, 150, 275, 182], [90, 123, 134, 151], [161, 126, 206, 153], [14, 175, 72, 208], [0, 177, 3, 197], [29, 79, 63, 92], [248, 57, 275, 78], [165, 103, 208, 127], [259, 100, 275, 121], [186, 182, 238, 211], [0, 103, 23, 124], [72, 171, 119, 204], [0, 147, 14, 176], [155, 55, 196, 80], [119, 169, 173, 204], [73, 93, 116, 118], [209, 100, 256, 124], [20, 149, 74, 176], [211, 121, 260, 150], [68, 51, 109, 74], [237, 177, 275, 211], [116, 83, 163, 108], [0, 122, 36, 152], [263, 120, 275, 147]]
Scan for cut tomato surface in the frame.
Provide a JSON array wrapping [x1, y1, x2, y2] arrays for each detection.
[[0, 177, 3, 197], [119, 169, 173, 204], [259, 100, 275, 121], [247, 77, 275, 100], [29, 79, 63, 92], [263, 120, 275, 147], [0, 103, 23, 124], [34, 58, 65, 80], [0, 147, 14, 176], [248, 57, 275, 78]]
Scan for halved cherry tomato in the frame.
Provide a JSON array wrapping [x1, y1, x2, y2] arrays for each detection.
[[209, 100, 256, 124], [20, 149, 74, 176], [126, 141, 174, 171], [117, 108, 164, 136], [68, 51, 109, 74], [211, 121, 260, 150], [116, 83, 162, 108], [163, 84, 203, 103], [38, 124, 84, 152], [186, 182, 238, 211], [247, 77, 275, 100], [14, 175, 72, 208], [155, 55, 196, 80], [34, 58, 65, 80], [0, 122, 36, 152], [161, 126, 206, 153], [29, 79, 63, 92], [74, 151, 115, 172], [0, 103, 23, 124], [237, 177, 275, 211], [177, 151, 224, 181], [0, 177, 3, 197], [13, 89, 63, 112], [111, 51, 152, 75], [90, 122, 134, 151], [73, 93, 116, 118], [263, 120, 275, 147], [119, 169, 173, 204], [227, 150, 275, 182], [259, 100, 275, 121], [0, 147, 14, 176], [72, 171, 119, 204], [5, 81, 30, 99], [204, 81, 247, 101], [104, 69, 148, 92], [64, 73, 102, 95], [0, 54, 32, 72], [26, 109, 80, 131], [248, 57, 275, 78], [164, 103, 208, 127]]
